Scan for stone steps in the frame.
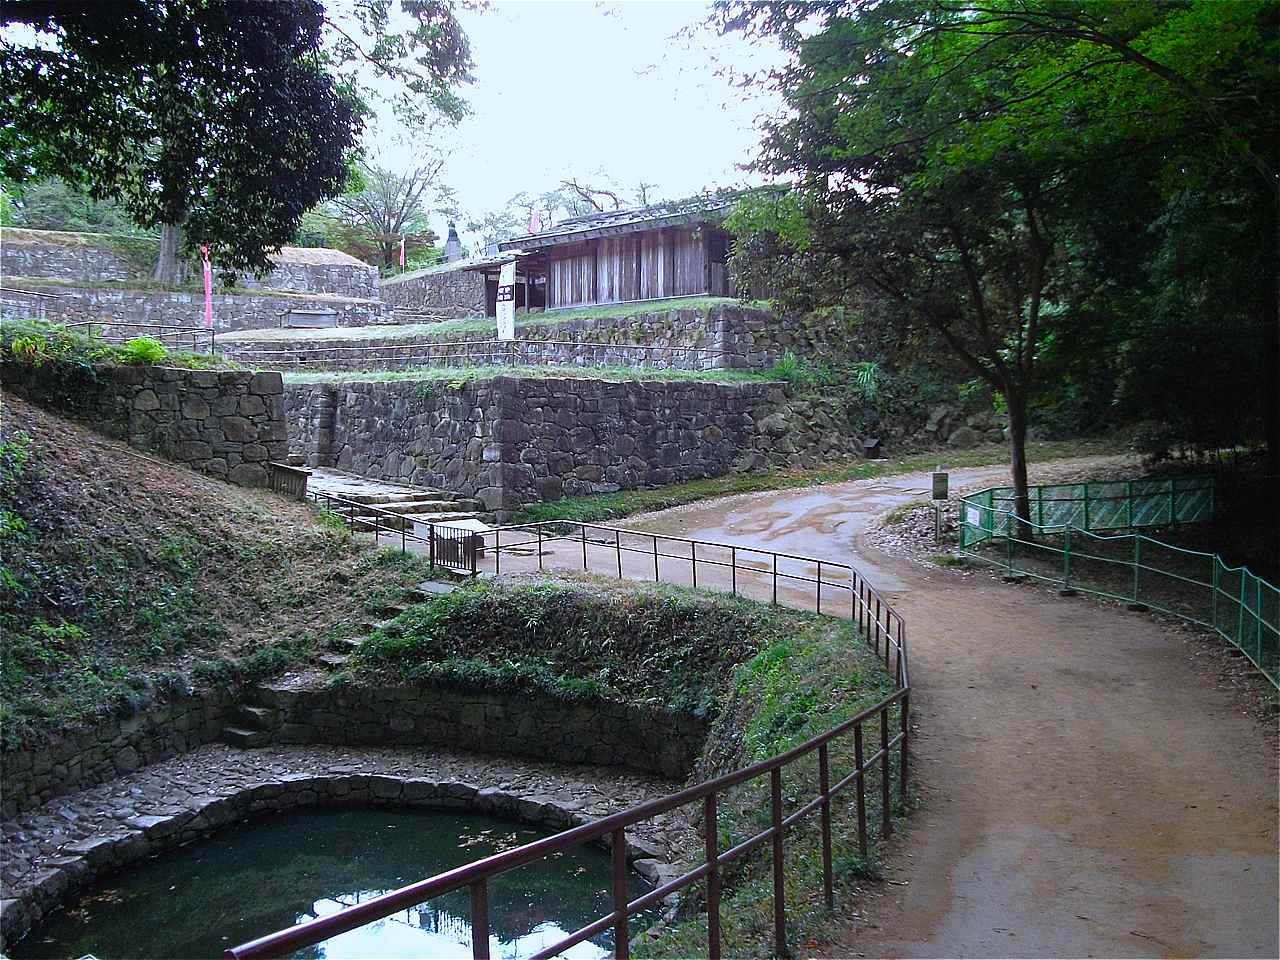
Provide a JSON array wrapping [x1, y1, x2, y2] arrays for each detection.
[[222, 726, 270, 749]]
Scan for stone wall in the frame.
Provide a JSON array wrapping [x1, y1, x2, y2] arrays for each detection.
[[237, 260, 380, 300], [253, 680, 706, 780], [0, 688, 238, 820], [222, 302, 844, 371], [286, 375, 859, 516], [0, 282, 390, 334], [1, 231, 380, 299], [380, 264, 487, 317], [0, 236, 137, 283], [2, 363, 289, 486]]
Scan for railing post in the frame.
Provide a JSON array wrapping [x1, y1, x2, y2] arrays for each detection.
[[692, 542, 698, 589], [818, 743, 834, 911], [1211, 559, 1220, 632], [470, 879, 490, 959], [537, 525, 543, 572], [731, 546, 736, 596], [1132, 536, 1140, 603], [401, 513, 406, 554], [772, 554, 778, 605], [770, 767, 788, 958], [704, 793, 721, 960], [853, 721, 868, 857], [1063, 525, 1072, 591], [899, 692, 910, 805], [494, 528, 501, 577], [816, 560, 822, 614], [429, 522, 436, 570], [581, 523, 588, 573], [880, 706, 893, 837], [612, 827, 629, 959], [616, 529, 622, 578], [652, 534, 659, 582]]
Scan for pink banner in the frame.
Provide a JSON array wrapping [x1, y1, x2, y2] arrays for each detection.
[[200, 244, 213, 329]]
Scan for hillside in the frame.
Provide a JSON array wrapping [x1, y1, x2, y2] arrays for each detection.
[[0, 392, 435, 747]]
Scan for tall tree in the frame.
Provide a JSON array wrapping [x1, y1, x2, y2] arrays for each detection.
[[330, 156, 454, 267], [1, 0, 472, 280], [720, 0, 1280, 520]]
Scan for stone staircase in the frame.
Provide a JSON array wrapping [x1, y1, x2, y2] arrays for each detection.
[[307, 467, 494, 530], [220, 580, 458, 749]]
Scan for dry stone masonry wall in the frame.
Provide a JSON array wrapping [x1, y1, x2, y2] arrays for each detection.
[[2, 232, 380, 299], [286, 375, 859, 516], [2, 363, 288, 486], [224, 302, 845, 371], [380, 266, 487, 318], [0, 283, 390, 334]]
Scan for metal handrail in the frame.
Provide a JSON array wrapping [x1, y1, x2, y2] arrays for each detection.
[[229, 491, 910, 959], [61, 320, 217, 356]]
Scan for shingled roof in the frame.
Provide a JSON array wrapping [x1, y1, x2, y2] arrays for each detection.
[[497, 194, 737, 252]]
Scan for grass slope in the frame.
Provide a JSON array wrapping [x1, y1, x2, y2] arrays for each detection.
[[0, 393, 436, 747]]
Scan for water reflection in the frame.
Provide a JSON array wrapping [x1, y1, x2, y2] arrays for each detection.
[[13, 808, 655, 959]]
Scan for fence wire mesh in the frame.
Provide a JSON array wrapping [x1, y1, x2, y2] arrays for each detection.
[[958, 477, 1277, 688]]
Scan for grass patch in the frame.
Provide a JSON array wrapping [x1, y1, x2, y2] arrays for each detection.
[[281, 364, 778, 385], [510, 438, 1124, 526], [0, 395, 447, 747], [930, 553, 966, 567], [3, 274, 376, 302]]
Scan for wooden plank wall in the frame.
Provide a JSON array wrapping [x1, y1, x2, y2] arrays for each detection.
[[546, 226, 718, 309]]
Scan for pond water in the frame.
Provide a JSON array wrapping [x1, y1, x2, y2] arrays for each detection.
[[12, 807, 656, 959]]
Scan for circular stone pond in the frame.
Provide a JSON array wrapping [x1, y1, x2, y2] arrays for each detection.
[[12, 807, 656, 959]]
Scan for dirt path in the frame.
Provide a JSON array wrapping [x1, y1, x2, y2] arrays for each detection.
[[600, 458, 1278, 959]]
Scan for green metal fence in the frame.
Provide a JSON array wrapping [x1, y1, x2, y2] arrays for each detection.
[[959, 476, 1215, 544], [957, 479, 1278, 688]]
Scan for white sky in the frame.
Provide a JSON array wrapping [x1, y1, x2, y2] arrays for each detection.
[[367, 1, 788, 246]]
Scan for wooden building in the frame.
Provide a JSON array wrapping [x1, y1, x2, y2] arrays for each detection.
[[467, 199, 735, 317]]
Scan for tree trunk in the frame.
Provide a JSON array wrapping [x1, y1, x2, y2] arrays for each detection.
[[1004, 385, 1032, 536], [154, 222, 182, 284]]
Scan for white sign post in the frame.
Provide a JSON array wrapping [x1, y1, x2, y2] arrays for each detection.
[[496, 261, 516, 341]]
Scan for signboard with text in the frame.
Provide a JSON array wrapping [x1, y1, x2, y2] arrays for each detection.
[[496, 261, 515, 341]]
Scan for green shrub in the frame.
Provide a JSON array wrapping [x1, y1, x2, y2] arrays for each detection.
[[118, 336, 167, 365]]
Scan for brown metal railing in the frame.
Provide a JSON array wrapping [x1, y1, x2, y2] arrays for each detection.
[[227, 338, 724, 371], [62, 320, 217, 355], [308, 490, 480, 575], [227, 492, 909, 959]]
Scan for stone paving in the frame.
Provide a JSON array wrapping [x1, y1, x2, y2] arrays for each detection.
[[0, 742, 696, 949]]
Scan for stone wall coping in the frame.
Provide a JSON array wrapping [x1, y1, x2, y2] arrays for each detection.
[[0, 745, 691, 948]]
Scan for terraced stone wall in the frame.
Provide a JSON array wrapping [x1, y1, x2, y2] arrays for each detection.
[[380, 265, 486, 318], [253, 681, 706, 779], [0, 283, 391, 333], [2, 364, 288, 486], [285, 375, 858, 516]]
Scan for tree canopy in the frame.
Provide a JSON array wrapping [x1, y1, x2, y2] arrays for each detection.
[[720, 0, 1279, 511], [1, 0, 473, 275]]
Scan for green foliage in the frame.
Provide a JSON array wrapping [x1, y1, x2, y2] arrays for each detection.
[[2, 178, 155, 236], [2, 1, 363, 275], [118, 337, 168, 365], [0, 319, 227, 371]]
